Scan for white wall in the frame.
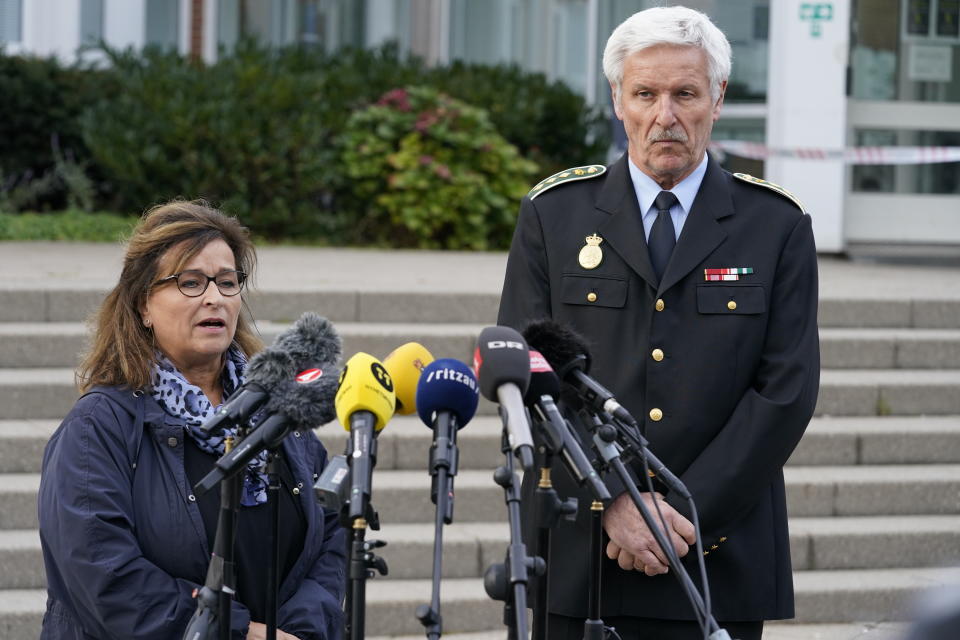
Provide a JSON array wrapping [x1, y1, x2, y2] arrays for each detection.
[[765, 0, 850, 252], [22, 0, 81, 60]]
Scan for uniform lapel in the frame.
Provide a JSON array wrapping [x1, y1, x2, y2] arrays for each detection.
[[596, 154, 659, 289], [658, 154, 734, 293]]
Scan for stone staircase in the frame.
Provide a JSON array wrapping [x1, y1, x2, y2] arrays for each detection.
[[1, 281, 959, 639]]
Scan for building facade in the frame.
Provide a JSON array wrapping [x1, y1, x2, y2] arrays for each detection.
[[2, 0, 958, 254]]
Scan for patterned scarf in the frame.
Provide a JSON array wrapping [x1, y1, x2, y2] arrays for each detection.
[[150, 348, 268, 506]]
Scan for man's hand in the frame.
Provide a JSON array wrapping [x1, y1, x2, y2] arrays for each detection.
[[246, 622, 302, 640], [602, 492, 696, 576]]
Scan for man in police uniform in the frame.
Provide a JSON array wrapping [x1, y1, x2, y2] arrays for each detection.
[[497, 6, 820, 640]]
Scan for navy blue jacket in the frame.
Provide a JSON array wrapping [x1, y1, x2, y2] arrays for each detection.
[[38, 385, 345, 639]]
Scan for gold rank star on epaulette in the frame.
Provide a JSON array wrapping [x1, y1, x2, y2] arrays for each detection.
[[733, 173, 807, 213], [528, 164, 607, 199]]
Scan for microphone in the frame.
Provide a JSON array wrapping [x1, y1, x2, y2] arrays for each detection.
[[415, 358, 479, 523], [383, 342, 435, 415], [194, 365, 339, 495], [201, 312, 341, 433], [335, 352, 396, 521], [474, 326, 535, 471], [524, 351, 609, 501], [523, 319, 639, 428]]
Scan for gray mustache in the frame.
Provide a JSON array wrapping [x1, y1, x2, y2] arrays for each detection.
[[648, 128, 688, 143]]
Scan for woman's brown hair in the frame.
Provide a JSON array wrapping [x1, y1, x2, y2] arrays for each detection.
[[77, 200, 264, 392]]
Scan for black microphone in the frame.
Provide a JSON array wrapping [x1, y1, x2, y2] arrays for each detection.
[[523, 319, 639, 428], [201, 312, 341, 433], [194, 366, 340, 496], [525, 350, 610, 501], [474, 326, 535, 471]]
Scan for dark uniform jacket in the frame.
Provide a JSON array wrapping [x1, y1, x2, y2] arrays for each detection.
[[497, 152, 820, 622], [38, 386, 345, 639]]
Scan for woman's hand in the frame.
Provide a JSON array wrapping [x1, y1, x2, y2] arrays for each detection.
[[246, 621, 302, 640]]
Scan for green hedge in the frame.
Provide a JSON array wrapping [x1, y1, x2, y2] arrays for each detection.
[[1, 42, 609, 247]]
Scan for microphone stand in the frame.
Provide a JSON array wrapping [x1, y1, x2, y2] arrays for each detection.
[[182, 436, 243, 640], [583, 412, 729, 639], [484, 429, 543, 640], [342, 418, 388, 640], [416, 412, 461, 639], [264, 450, 282, 640]]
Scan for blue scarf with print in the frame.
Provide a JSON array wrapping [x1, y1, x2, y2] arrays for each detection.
[[150, 348, 268, 507]]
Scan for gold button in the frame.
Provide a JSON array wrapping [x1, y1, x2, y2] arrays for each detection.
[[655, 299, 665, 311], [651, 348, 664, 362], [719, 537, 727, 542], [649, 408, 663, 421], [711, 544, 719, 550], [587, 292, 597, 302], [727, 300, 737, 310]]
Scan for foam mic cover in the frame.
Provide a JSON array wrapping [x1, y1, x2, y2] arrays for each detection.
[[522, 319, 592, 376], [272, 312, 343, 370], [524, 350, 561, 406], [383, 342, 435, 415], [335, 352, 396, 432], [415, 359, 480, 429], [263, 365, 339, 429], [473, 326, 531, 401]]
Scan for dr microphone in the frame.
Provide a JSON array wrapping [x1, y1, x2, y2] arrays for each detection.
[[474, 326, 535, 471]]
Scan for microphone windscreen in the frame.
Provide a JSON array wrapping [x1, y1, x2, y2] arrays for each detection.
[[272, 312, 342, 370], [474, 326, 531, 401], [263, 365, 339, 429], [524, 350, 561, 406], [415, 358, 480, 429], [243, 346, 296, 389], [522, 319, 592, 375], [383, 342, 434, 415], [335, 352, 396, 432]]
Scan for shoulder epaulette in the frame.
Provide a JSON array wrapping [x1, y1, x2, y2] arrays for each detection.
[[528, 165, 607, 200], [733, 173, 806, 213]]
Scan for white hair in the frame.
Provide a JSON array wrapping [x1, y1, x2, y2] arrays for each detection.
[[603, 6, 732, 104]]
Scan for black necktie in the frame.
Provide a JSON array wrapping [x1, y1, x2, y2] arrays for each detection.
[[648, 190, 679, 282]]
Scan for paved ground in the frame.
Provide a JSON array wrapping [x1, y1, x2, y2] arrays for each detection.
[[2, 241, 959, 298]]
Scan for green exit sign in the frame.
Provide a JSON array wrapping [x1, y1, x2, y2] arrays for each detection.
[[800, 2, 834, 37]]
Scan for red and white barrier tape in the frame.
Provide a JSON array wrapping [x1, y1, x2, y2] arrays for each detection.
[[711, 141, 960, 165]]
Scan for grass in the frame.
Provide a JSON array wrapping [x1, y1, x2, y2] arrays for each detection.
[[0, 209, 137, 242]]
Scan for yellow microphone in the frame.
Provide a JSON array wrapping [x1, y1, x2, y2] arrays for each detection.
[[335, 352, 396, 433], [335, 352, 396, 522], [383, 342, 434, 415]]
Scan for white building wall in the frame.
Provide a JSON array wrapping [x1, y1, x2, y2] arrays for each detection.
[[104, 0, 146, 51], [765, 0, 850, 252], [22, 0, 81, 60]]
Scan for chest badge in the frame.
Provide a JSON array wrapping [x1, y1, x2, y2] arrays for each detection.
[[578, 234, 604, 270]]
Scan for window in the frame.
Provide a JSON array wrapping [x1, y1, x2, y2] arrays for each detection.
[[851, 0, 960, 102], [0, 0, 22, 43], [146, 0, 180, 49], [80, 0, 104, 45], [852, 129, 960, 193]]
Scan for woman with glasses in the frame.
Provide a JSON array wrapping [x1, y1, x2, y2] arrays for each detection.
[[37, 200, 344, 640]]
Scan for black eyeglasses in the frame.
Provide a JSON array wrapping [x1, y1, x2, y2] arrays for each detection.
[[153, 270, 247, 297]]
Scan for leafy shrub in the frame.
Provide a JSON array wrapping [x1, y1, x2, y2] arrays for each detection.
[[80, 43, 336, 238], [0, 53, 110, 210], [339, 86, 537, 249]]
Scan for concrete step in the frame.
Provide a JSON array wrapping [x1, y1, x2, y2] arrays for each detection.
[[3, 284, 960, 329], [367, 624, 910, 640], [5, 367, 960, 420], [6, 415, 960, 474], [5, 322, 960, 370], [6, 514, 960, 590], [11, 464, 960, 532], [3, 567, 957, 636], [819, 328, 960, 369], [0, 321, 486, 368]]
